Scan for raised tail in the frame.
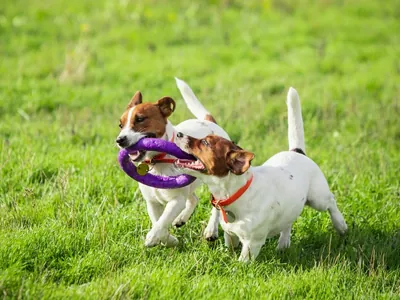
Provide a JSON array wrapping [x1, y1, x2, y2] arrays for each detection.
[[175, 77, 217, 123], [287, 87, 306, 154]]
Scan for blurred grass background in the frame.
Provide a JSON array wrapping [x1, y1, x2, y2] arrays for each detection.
[[0, 0, 399, 298]]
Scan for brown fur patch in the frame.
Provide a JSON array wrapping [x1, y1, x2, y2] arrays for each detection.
[[204, 114, 217, 124], [156, 97, 175, 118], [226, 150, 255, 175], [119, 95, 177, 137], [120, 103, 167, 137], [187, 135, 254, 177], [127, 91, 143, 109]]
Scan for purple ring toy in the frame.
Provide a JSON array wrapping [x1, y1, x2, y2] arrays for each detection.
[[118, 138, 196, 189]]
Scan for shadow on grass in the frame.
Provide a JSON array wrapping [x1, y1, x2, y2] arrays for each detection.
[[165, 216, 399, 273], [257, 223, 400, 272]]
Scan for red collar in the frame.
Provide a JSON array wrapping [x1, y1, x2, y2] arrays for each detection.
[[144, 134, 176, 164], [211, 174, 254, 223]]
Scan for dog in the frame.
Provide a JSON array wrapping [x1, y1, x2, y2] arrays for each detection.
[[116, 78, 230, 247], [174, 87, 348, 262]]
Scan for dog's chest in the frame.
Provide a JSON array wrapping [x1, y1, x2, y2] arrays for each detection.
[[139, 183, 188, 205], [138, 164, 196, 204]]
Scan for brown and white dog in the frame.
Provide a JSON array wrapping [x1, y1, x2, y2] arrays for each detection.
[[116, 78, 230, 247], [174, 88, 348, 262]]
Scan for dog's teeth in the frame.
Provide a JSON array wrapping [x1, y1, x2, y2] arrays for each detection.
[[174, 159, 204, 170]]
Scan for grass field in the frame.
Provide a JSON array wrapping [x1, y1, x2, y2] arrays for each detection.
[[1, 0, 400, 298]]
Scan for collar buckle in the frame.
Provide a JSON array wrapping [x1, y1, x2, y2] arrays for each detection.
[[210, 174, 254, 223], [144, 133, 176, 165]]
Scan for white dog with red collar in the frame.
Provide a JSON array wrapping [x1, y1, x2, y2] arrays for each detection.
[[116, 78, 230, 247], [174, 87, 348, 262]]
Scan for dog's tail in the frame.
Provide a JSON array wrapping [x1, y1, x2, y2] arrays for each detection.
[[175, 77, 218, 124], [287, 87, 306, 154]]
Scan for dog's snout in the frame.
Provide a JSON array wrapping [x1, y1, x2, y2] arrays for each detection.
[[116, 135, 127, 144], [177, 132, 184, 138]]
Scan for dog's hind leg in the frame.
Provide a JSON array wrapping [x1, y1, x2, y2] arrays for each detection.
[[173, 193, 199, 227], [327, 196, 347, 235], [307, 190, 347, 235], [307, 173, 347, 235], [277, 223, 292, 250]]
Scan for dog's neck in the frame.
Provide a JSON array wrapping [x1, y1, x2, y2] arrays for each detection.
[[204, 170, 253, 201], [148, 121, 177, 174]]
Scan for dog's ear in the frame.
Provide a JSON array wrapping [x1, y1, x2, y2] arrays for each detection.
[[156, 96, 176, 118], [127, 91, 142, 109], [226, 150, 254, 175]]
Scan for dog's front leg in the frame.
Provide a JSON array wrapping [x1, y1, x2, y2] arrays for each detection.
[[203, 207, 220, 241], [238, 239, 264, 263], [224, 231, 240, 249], [172, 193, 199, 227], [146, 200, 178, 247], [277, 224, 292, 250], [146, 200, 164, 224], [145, 198, 185, 248]]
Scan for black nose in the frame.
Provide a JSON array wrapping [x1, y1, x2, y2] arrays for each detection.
[[116, 136, 127, 144], [177, 132, 184, 138]]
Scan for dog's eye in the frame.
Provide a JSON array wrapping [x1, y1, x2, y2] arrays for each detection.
[[201, 139, 209, 147], [135, 116, 145, 123], [119, 123, 123, 129]]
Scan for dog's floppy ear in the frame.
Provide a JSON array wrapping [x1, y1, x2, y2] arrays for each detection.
[[156, 96, 176, 118], [226, 150, 254, 175], [127, 91, 142, 109]]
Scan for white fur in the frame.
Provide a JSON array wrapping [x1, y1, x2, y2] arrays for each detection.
[[175, 87, 347, 262], [119, 80, 230, 247], [117, 106, 149, 147], [141, 119, 229, 247], [175, 77, 211, 120], [287, 87, 305, 151]]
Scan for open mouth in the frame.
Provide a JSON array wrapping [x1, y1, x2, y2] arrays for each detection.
[[129, 150, 146, 162], [175, 158, 206, 172], [124, 133, 157, 162]]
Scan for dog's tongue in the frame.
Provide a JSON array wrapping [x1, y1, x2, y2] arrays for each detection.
[[129, 151, 141, 161]]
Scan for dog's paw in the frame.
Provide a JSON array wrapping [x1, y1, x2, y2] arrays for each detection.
[[277, 227, 292, 251], [238, 254, 251, 264], [205, 235, 218, 242], [331, 214, 348, 235], [145, 234, 160, 248], [164, 234, 179, 247], [172, 213, 187, 228], [204, 226, 218, 242], [276, 238, 291, 251], [145, 227, 169, 248], [335, 220, 348, 236], [173, 221, 186, 228]]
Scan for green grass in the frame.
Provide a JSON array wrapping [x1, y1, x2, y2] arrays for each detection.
[[1, 0, 400, 298]]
